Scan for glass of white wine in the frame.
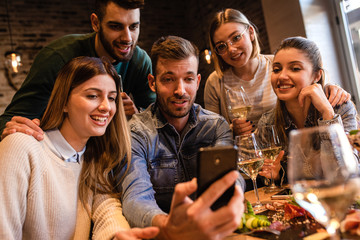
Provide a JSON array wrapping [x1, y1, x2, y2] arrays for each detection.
[[257, 125, 283, 193], [235, 133, 265, 212], [226, 87, 252, 121], [288, 124, 360, 239]]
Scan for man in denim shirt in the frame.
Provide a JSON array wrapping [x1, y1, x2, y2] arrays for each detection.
[[121, 36, 245, 240]]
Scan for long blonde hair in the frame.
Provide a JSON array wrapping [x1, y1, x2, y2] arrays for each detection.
[[40, 56, 131, 207], [208, 8, 261, 79]]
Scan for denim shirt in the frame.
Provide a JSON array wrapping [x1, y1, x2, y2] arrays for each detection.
[[120, 103, 244, 228]]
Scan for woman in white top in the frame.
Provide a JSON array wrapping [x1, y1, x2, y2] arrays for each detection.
[[204, 8, 350, 136], [0, 56, 158, 240]]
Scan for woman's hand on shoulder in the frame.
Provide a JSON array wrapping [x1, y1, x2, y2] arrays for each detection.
[[298, 84, 335, 120], [324, 84, 351, 107]]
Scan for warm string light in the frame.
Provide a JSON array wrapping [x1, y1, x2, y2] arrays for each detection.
[[5, 51, 21, 73], [204, 49, 211, 64], [5, 0, 21, 74]]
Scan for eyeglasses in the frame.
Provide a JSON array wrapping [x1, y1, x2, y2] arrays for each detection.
[[214, 25, 249, 55]]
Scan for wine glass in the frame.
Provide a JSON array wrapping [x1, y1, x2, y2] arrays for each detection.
[[257, 125, 283, 193], [235, 133, 265, 212], [288, 124, 360, 239], [226, 87, 252, 121]]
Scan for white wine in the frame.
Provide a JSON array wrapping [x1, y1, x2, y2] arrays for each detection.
[[237, 158, 264, 180], [261, 146, 281, 161], [231, 106, 252, 120], [293, 178, 360, 226]]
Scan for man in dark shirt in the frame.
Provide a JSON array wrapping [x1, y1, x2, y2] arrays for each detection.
[[0, 0, 155, 140]]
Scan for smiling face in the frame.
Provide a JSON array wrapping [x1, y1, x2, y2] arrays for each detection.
[[148, 56, 201, 125], [92, 2, 140, 62], [271, 48, 321, 102], [213, 22, 254, 69], [60, 74, 117, 149]]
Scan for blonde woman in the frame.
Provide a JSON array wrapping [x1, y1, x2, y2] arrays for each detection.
[[204, 8, 350, 136]]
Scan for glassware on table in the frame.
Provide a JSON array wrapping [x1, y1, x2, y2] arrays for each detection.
[[257, 125, 283, 193], [226, 87, 252, 121], [288, 124, 360, 239], [235, 133, 265, 212]]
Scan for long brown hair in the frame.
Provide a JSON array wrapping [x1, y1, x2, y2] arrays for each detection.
[[273, 37, 325, 145], [40, 56, 131, 208], [208, 8, 261, 78]]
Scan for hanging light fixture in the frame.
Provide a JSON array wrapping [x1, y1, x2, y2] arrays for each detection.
[[204, 49, 212, 64], [4, 0, 21, 74]]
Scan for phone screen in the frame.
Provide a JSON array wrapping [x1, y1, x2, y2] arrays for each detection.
[[197, 145, 237, 210]]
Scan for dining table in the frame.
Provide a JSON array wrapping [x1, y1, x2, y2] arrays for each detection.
[[225, 187, 359, 240]]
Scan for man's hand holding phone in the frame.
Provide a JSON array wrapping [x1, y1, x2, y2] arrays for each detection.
[[197, 145, 238, 210], [153, 171, 244, 240]]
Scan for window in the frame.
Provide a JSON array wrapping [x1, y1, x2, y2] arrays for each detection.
[[334, 0, 360, 108]]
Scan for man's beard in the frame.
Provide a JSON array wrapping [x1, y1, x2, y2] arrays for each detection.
[[156, 93, 195, 119], [99, 27, 136, 62]]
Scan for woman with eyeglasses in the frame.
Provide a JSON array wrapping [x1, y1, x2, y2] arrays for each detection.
[[204, 8, 351, 137]]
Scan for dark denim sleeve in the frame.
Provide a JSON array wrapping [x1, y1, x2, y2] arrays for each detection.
[[120, 129, 165, 228]]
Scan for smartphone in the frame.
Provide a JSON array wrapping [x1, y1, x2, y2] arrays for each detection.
[[270, 188, 292, 200], [197, 145, 237, 211]]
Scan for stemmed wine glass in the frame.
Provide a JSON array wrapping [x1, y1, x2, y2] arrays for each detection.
[[257, 125, 283, 193], [226, 87, 252, 121], [288, 124, 360, 239], [235, 133, 265, 212]]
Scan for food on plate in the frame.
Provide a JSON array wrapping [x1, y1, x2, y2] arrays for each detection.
[[347, 129, 360, 151], [265, 199, 314, 220], [265, 201, 285, 211], [283, 202, 313, 220], [237, 201, 271, 231], [269, 221, 290, 232], [340, 209, 360, 236]]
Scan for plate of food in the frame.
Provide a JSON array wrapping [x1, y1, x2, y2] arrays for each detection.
[[236, 197, 360, 239], [347, 129, 360, 151]]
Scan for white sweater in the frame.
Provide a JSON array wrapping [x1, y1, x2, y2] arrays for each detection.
[[0, 132, 130, 240]]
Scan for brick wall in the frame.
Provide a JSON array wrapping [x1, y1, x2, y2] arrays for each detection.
[[0, 0, 94, 113], [0, 0, 269, 114]]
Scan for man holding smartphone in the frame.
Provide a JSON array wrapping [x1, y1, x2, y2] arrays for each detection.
[[120, 35, 245, 240]]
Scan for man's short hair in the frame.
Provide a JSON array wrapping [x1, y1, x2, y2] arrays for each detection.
[[94, 0, 145, 21], [150, 36, 199, 76]]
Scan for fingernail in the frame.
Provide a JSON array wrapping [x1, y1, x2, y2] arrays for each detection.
[[246, 120, 250, 122], [251, 130, 255, 133], [252, 125, 255, 128]]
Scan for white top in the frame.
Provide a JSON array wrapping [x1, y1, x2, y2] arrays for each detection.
[[0, 131, 130, 240], [204, 54, 277, 126]]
